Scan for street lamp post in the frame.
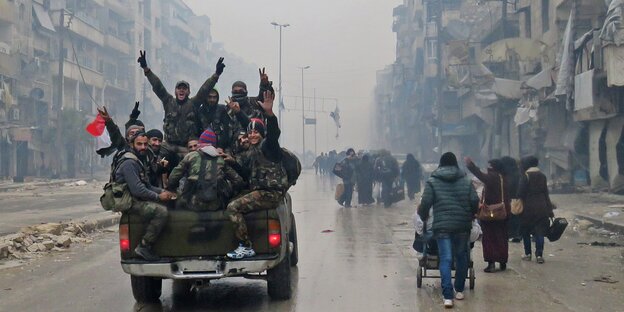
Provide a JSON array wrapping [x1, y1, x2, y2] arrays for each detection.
[[299, 66, 310, 165], [270, 22, 290, 130]]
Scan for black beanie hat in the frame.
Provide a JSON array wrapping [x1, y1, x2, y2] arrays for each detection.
[[232, 81, 248, 91], [145, 129, 163, 140], [125, 119, 145, 131], [439, 152, 458, 167]]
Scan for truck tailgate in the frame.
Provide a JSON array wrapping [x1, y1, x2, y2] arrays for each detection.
[[123, 209, 279, 258]]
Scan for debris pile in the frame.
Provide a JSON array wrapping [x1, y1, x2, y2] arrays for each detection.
[[0, 221, 98, 260]]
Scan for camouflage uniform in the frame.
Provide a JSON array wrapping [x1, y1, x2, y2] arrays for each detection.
[[226, 115, 288, 246], [227, 81, 274, 143], [144, 70, 219, 157], [167, 150, 244, 211], [113, 151, 168, 246]]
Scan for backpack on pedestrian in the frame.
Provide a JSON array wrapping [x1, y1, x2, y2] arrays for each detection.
[[281, 148, 302, 187]]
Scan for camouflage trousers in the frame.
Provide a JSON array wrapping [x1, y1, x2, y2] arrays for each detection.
[[131, 199, 168, 246], [225, 190, 283, 246]]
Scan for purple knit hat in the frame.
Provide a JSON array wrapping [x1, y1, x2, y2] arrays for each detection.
[[199, 128, 217, 146]]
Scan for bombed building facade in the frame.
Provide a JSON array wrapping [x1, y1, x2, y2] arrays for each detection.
[[375, 0, 624, 193]]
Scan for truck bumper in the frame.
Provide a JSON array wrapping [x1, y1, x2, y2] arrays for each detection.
[[121, 254, 282, 279]]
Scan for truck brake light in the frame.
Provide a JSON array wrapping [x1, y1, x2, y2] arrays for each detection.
[[268, 219, 281, 248], [119, 224, 130, 252]]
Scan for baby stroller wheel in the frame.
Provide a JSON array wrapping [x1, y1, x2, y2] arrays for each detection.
[[469, 267, 475, 289], [417, 266, 423, 288]]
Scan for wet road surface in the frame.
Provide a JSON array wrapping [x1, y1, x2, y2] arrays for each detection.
[[0, 172, 622, 311]]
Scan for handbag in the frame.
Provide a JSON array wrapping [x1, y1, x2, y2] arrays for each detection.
[[547, 217, 568, 242], [510, 199, 523, 215], [477, 174, 507, 221]]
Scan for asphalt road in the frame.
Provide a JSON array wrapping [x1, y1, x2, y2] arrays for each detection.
[[0, 172, 622, 311], [0, 183, 108, 235]]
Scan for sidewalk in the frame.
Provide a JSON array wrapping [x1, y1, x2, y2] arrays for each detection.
[[550, 192, 624, 234]]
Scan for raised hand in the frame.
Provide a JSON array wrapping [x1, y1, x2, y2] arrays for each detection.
[[137, 50, 147, 68], [97, 106, 111, 122], [226, 96, 240, 113], [216, 57, 225, 75], [130, 101, 141, 119], [259, 67, 269, 84], [258, 90, 275, 116]]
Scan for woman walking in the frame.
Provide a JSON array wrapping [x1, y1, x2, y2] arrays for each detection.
[[517, 156, 554, 264], [464, 157, 510, 273], [401, 154, 423, 200], [501, 156, 522, 242], [356, 154, 375, 205]]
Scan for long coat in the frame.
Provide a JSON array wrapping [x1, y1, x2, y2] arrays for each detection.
[[517, 167, 553, 235], [466, 162, 511, 215]]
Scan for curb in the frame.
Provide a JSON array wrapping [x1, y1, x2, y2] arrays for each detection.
[[574, 213, 624, 235], [0, 214, 120, 242], [0, 180, 76, 193]]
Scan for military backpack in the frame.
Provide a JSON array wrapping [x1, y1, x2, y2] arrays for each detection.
[[100, 152, 137, 212], [281, 148, 301, 187]]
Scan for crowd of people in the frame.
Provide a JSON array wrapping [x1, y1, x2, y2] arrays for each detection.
[[313, 149, 424, 208], [98, 52, 299, 261], [416, 152, 554, 308]]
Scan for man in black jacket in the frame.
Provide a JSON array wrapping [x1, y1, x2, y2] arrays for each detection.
[[418, 152, 478, 308]]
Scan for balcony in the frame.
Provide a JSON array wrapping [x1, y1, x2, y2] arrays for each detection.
[[106, 0, 131, 17], [0, 0, 17, 24], [426, 22, 438, 38], [105, 34, 130, 55], [58, 60, 105, 88], [0, 52, 19, 77], [168, 15, 192, 35], [69, 15, 104, 46], [441, 10, 460, 28]]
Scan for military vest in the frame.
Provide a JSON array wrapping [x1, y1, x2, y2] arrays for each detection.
[[163, 99, 198, 145], [247, 146, 289, 192]]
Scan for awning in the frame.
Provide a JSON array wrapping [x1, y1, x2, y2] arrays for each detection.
[[574, 69, 595, 111], [600, 0, 624, 46], [33, 4, 56, 33], [480, 38, 547, 63], [492, 78, 523, 99], [526, 67, 553, 90]]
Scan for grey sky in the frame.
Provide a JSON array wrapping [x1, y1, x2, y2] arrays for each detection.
[[184, 0, 402, 154]]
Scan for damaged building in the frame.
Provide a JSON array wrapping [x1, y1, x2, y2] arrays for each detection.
[[376, 0, 624, 193]]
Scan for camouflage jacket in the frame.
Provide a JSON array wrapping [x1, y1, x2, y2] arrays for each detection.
[[167, 149, 244, 207], [228, 81, 275, 137], [233, 115, 288, 192], [145, 70, 219, 146], [195, 103, 231, 149]]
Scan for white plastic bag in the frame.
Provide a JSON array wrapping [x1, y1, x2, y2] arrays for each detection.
[[470, 219, 482, 242]]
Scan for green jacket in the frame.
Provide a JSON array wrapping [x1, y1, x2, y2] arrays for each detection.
[[145, 70, 219, 145], [168, 149, 244, 210], [418, 166, 478, 234]]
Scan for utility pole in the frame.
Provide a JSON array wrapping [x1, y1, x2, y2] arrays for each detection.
[[271, 22, 290, 138], [299, 65, 310, 165], [55, 9, 66, 177], [313, 88, 317, 157]]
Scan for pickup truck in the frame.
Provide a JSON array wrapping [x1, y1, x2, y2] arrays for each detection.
[[118, 194, 298, 302]]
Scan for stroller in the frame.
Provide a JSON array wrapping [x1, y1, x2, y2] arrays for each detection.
[[413, 229, 476, 289]]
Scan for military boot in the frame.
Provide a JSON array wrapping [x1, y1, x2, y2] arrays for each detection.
[[135, 242, 160, 261]]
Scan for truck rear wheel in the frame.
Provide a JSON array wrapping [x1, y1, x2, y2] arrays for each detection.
[[289, 215, 299, 266], [130, 275, 162, 303], [267, 255, 292, 300]]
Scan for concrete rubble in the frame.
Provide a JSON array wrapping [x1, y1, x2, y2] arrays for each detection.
[[0, 217, 116, 260]]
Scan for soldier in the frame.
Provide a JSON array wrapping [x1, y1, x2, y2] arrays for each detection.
[[145, 129, 168, 188], [187, 139, 200, 152], [137, 50, 225, 160], [225, 68, 275, 139], [167, 128, 244, 211], [196, 88, 232, 150], [224, 90, 289, 259], [113, 131, 175, 261]]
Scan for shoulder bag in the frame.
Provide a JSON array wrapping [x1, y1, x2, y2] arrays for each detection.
[[477, 174, 507, 221]]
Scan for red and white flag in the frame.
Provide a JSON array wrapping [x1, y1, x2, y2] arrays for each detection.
[[85, 114, 111, 149]]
